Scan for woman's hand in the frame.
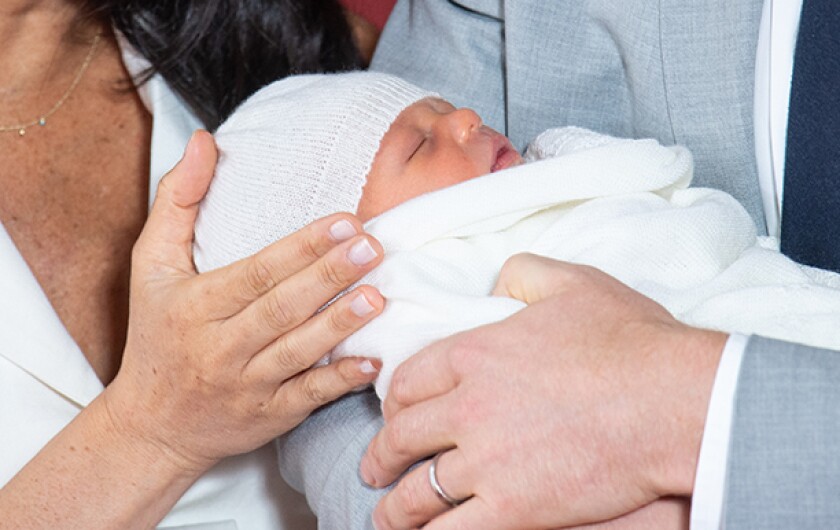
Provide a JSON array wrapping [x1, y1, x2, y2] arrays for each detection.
[[0, 130, 386, 528], [105, 130, 385, 473], [360, 253, 726, 530]]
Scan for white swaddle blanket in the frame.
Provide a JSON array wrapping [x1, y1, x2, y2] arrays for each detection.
[[332, 127, 840, 399]]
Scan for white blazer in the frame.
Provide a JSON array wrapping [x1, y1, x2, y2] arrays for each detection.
[[0, 40, 316, 529]]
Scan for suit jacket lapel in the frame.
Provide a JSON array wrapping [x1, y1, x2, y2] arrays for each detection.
[[0, 37, 199, 411], [0, 224, 104, 408], [450, 0, 502, 19], [659, 0, 766, 230]]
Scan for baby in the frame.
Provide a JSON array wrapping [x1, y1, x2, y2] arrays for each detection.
[[192, 70, 840, 530], [193, 71, 522, 273], [194, 71, 840, 404]]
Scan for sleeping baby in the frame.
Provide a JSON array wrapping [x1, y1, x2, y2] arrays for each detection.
[[194, 71, 840, 404], [192, 70, 840, 530]]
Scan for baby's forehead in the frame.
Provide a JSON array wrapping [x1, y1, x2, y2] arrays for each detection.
[[397, 97, 456, 119], [377, 97, 455, 143]]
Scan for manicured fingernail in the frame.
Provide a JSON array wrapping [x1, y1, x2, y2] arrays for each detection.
[[350, 293, 376, 317], [348, 238, 378, 266], [182, 130, 199, 162], [358, 359, 379, 374], [329, 219, 357, 242]]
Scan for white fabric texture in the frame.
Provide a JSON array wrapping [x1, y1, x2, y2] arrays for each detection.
[[332, 127, 840, 399], [194, 72, 437, 272]]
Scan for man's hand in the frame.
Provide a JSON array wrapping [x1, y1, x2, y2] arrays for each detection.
[[573, 497, 690, 530], [360, 254, 726, 529]]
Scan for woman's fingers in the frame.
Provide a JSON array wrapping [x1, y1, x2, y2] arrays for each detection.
[[245, 285, 384, 384], [273, 356, 382, 421], [201, 214, 365, 318], [227, 234, 384, 352], [135, 130, 217, 278], [362, 394, 458, 488], [372, 450, 473, 530]]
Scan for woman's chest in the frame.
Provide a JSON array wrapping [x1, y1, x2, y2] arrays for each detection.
[[0, 96, 151, 383]]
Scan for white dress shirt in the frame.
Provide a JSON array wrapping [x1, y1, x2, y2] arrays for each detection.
[[690, 1, 803, 528]]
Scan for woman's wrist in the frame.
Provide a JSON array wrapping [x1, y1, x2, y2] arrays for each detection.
[[100, 383, 217, 481], [99, 376, 220, 479], [0, 391, 206, 529]]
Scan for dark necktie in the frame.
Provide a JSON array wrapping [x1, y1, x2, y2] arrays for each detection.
[[781, 0, 840, 272]]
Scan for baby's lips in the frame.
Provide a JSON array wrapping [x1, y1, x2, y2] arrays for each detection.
[[491, 134, 523, 172]]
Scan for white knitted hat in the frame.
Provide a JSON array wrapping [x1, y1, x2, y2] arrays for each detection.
[[193, 72, 438, 272]]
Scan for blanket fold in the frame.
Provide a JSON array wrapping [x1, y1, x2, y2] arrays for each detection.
[[332, 127, 840, 399]]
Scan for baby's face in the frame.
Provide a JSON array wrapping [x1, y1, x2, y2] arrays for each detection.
[[356, 98, 523, 221]]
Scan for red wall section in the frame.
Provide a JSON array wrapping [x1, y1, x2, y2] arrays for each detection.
[[339, 0, 398, 30]]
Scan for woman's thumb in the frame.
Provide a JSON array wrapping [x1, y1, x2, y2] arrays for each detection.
[[134, 130, 218, 277]]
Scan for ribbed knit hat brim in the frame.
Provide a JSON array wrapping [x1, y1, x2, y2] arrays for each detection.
[[193, 72, 438, 272]]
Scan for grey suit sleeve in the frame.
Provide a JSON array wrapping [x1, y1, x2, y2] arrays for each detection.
[[725, 336, 840, 528], [276, 390, 389, 530]]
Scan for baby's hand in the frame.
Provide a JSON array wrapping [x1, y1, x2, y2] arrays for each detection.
[[569, 497, 690, 530]]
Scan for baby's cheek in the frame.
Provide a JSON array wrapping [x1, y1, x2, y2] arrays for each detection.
[[357, 171, 425, 221], [435, 158, 485, 188]]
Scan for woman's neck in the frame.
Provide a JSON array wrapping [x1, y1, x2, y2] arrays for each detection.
[[0, 1, 103, 103]]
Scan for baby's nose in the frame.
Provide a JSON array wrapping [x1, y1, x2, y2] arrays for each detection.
[[445, 108, 482, 142]]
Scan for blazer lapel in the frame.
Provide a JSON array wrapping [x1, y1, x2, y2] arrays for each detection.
[[659, 0, 767, 230], [0, 224, 104, 408], [0, 37, 200, 411], [450, 0, 502, 19]]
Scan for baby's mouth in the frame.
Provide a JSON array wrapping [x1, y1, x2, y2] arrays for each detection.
[[491, 136, 524, 173]]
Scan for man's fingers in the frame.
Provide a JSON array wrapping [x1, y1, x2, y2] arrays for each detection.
[[492, 252, 581, 303], [227, 234, 383, 352], [202, 214, 365, 316], [382, 334, 465, 420], [362, 394, 458, 488], [422, 496, 497, 530], [372, 450, 472, 530], [135, 130, 217, 277], [273, 356, 382, 421], [245, 285, 384, 384]]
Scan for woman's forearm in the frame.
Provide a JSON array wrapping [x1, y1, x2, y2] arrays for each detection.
[[0, 393, 205, 529]]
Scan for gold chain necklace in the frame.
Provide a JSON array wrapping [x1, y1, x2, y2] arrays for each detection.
[[0, 32, 102, 137]]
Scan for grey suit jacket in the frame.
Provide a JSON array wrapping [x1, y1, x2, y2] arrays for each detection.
[[278, 2, 840, 527]]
